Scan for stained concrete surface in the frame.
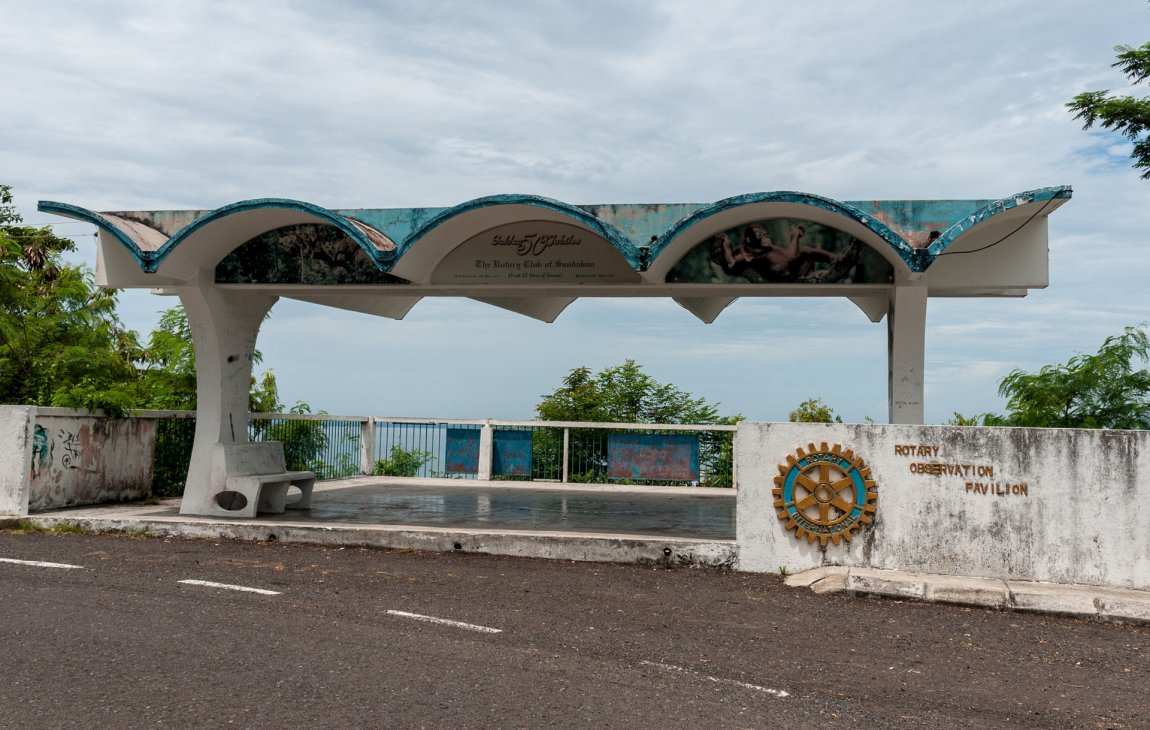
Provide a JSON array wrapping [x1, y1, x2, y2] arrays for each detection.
[[278, 481, 735, 539], [18, 478, 737, 569], [37, 477, 736, 541]]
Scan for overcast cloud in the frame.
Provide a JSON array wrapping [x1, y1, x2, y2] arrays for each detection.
[[3, 0, 1148, 422]]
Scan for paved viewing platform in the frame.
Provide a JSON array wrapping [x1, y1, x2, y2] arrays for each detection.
[[21, 478, 741, 567], [272, 478, 736, 539]]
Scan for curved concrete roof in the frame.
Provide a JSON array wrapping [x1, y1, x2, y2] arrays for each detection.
[[39, 186, 1072, 323]]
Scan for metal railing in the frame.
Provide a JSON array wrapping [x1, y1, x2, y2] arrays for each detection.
[[147, 411, 738, 496]]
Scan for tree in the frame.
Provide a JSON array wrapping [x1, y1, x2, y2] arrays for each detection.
[[536, 359, 730, 424], [536, 360, 738, 486], [134, 306, 197, 409], [952, 326, 1150, 429], [1068, 37, 1150, 178], [788, 397, 843, 424], [135, 305, 281, 412], [1, 183, 286, 416], [0, 184, 142, 414]]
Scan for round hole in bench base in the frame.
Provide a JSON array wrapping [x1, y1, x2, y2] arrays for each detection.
[[284, 485, 304, 506], [215, 490, 249, 511]]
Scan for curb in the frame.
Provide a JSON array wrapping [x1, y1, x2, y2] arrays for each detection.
[[786, 566, 1150, 625], [16, 512, 739, 570]]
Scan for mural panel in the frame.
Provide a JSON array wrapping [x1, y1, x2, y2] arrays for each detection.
[[492, 430, 533, 477], [607, 433, 700, 481], [666, 219, 893, 284], [216, 224, 406, 285], [445, 428, 481, 474]]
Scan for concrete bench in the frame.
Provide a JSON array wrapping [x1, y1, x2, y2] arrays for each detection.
[[210, 442, 315, 519]]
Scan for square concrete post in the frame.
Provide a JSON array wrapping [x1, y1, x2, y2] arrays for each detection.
[[359, 418, 377, 475], [477, 421, 494, 480], [887, 284, 928, 424], [177, 272, 278, 515], [0, 406, 34, 516]]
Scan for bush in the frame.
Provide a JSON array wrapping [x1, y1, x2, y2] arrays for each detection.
[[373, 445, 434, 477]]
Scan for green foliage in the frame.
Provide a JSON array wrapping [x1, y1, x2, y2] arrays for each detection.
[[537, 360, 738, 487], [151, 417, 197, 497], [537, 359, 733, 425], [947, 412, 983, 426], [134, 306, 197, 409], [995, 327, 1150, 429], [1068, 38, 1150, 178], [952, 327, 1150, 429], [256, 402, 330, 473], [947, 412, 1011, 427], [373, 445, 435, 477], [0, 185, 282, 416], [788, 398, 843, 423], [0, 184, 142, 415], [135, 305, 278, 412]]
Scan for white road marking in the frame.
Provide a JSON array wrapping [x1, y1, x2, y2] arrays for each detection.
[[0, 557, 83, 570], [386, 609, 502, 634], [640, 660, 790, 698], [178, 579, 281, 595]]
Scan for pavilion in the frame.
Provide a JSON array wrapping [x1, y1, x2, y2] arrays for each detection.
[[40, 187, 1071, 515]]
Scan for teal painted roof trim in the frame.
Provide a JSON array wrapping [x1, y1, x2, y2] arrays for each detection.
[[156, 199, 395, 274], [37, 201, 155, 269], [41, 199, 396, 274], [927, 186, 1073, 256], [399, 194, 643, 269], [43, 187, 1072, 277], [648, 191, 923, 272]]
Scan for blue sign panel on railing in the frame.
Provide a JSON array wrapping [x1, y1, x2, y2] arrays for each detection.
[[493, 430, 533, 477], [445, 428, 480, 473], [607, 432, 700, 481]]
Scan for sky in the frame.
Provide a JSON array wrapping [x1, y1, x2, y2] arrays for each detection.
[[3, 0, 1149, 423]]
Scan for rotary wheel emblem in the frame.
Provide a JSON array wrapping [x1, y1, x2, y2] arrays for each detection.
[[773, 442, 877, 546]]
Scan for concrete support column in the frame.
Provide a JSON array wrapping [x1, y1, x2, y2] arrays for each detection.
[[178, 272, 277, 515], [887, 284, 928, 425]]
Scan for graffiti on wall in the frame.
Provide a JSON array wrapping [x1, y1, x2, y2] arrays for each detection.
[[27, 417, 156, 511], [30, 425, 85, 480], [30, 425, 52, 479], [666, 218, 894, 285]]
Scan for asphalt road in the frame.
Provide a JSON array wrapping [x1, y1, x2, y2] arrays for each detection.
[[0, 530, 1146, 729]]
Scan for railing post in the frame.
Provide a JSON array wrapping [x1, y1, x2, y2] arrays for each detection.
[[477, 420, 494, 481], [561, 427, 570, 483], [360, 418, 377, 475], [730, 430, 738, 489]]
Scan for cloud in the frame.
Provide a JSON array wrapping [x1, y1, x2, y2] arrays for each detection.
[[5, 0, 1150, 425]]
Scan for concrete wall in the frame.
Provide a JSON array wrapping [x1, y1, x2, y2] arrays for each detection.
[[0, 408, 157, 515], [736, 422, 1150, 590], [0, 406, 34, 515]]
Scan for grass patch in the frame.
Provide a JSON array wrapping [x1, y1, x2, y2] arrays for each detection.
[[0, 518, 38, 534], [0, 519, 95, 536], [44, 521, 93, 535]]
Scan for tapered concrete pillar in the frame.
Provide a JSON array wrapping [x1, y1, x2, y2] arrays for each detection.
[[887, 284, 927, 424], [178, 271, 278, 515]]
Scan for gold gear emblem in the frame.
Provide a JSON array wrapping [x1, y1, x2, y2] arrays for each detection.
[[772, 442, 877, 547]]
